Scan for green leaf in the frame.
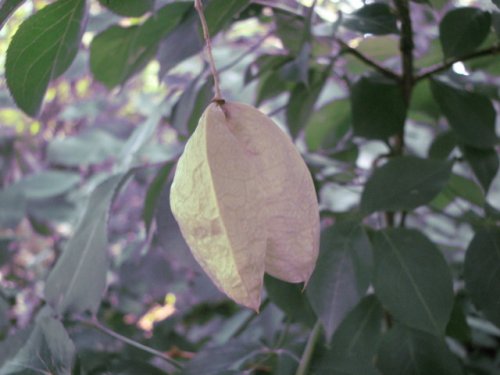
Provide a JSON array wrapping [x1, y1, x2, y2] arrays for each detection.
[[446, 173, 485, 207], [430, 79, 497, 149], [428, 130, 457, 159], [47, 129, 123, 167], [0, 308, 75, 375], [5, 0, 87, 116], [0, 326, 33, 368], [143, 163, 173, 234], [182, 340, 261, 375], [98, 0, 154, 17], [445, 296, 471, 342], [0, 187, 25, 229], [306, 222, 373, 340], [351, 76, 406, 140], [361, 156, 452, 214], [0, 0, 26, 31], [274, 9, 305, 55], [264, 275, 316, 326], [462, 145, 499, 192], [464, 227, 500, 327], [376, 324, 463, 375], [343, 3, 399, 35], [311, 295, 384, 375], [204, 0, 250, 35], [171, 79, 213, 136], [255, 71, 290, 106], [44, 173, 127, 315], [286, 70, 327, 139], [15, 170, 80, 200], [305, 99, 351, 152], [439, 7, 491, 58], [372, 229, 454, 336], [158, 0, 250, 77], [90, 2, 191, 88], [244, 54, 292, 83]]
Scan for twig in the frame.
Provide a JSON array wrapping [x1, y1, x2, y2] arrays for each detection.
[[74, 316, 183, 370], [335, 38, 400, 81], [194, 0, 223, 101], [295, 321, 322, 375], [415, 45, 500, 82]]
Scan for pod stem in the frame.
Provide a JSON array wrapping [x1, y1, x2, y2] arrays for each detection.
[[194, 0, 223, 101]]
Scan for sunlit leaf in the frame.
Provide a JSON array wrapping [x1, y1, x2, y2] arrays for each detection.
[[0, 0, 25, 31], [5, 0, 87, 116], [170, 102, 319, 310]]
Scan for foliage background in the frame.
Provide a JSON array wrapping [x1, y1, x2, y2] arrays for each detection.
[[0, 0, 499, 374]]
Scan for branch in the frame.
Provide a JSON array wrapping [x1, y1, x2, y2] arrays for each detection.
[[295, 321, 322, 375], [194, 0, 223, 101], [74, 316, 183, 370], [415, 45, 500, 82], [394, 0, 414, 105], [335, 38, 400, 81]]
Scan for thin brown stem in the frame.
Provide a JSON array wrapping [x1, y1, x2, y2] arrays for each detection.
[[74, 316, 182, 370], [194, 0, 223, 101], [415, 45, 500, 82], [335, 38, 401, 81]]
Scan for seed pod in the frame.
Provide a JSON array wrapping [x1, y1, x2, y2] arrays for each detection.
[[170, 101, 319, 310]]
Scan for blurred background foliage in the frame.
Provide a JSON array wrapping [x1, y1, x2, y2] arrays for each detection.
[[0, 0, 499, 374]]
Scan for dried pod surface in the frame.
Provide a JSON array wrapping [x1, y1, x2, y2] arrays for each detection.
[[170, 102, 319, 310]]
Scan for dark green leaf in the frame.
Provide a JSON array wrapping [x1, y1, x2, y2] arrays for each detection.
[[274, 9, 305, 55], [0, 0, 25, 31], [286, 70, 327, 139], [143, 163, 173, 234], [305, 99, 351, 152], [464, 227, 500, 327], [90, 2, 191, 88], [306, 222, 373, 340], [255, 71, 290, 106], [171, 79, 213, 136], [361, 156, 452, 213], [5, 0, 87, 116], [372, 229, 454, 335], [428, 130, 457, 159], [439, 7, 491, 58], [15, 170, 80, 200], [311, 295, 384, 375], [343, 3, 399, 35], [0, 297, 8, 335], [47, 129, 123, 167], [446, 173, 485, 207], [244, 54, 292, 84], [430, 79, 497, 149], [98, 0, 154, 17], [158, 0, 249, 77], [264, 275, 316, 326], [204, 0, 249, 35], [351, 76, 406, 140], [278, 42, 311, 84], [446, 296, 471, 342], [376, 324, 463, 375], [462, 145, 499, 191], [107, 360, 164, 375], [0, 187, 25, 229], [44, 173, 127, 315], [182, 340, 261, 375], [0, 308, 75, 375]]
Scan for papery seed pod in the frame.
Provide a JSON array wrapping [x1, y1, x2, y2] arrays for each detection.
[[170, 101, 319, 310]]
